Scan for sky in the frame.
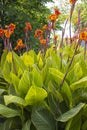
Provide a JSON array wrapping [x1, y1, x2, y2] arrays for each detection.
[[46, 0, 59, 9]]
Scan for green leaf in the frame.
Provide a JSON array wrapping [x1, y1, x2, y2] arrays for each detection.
[[4, 95, 26, 106], [0, 104, 20, 118], [49, 68, 64, 81], [65, 113, 81, 130], [2, 60, 11, 83], [18, 70, 31, 96], [0, 89, 6, 95], [1, 50, 7, 70], [48, 81, 63, 102], [21, 52, 34, 67], [13, 51, 26, 71], [70, 76, 87, 91], [22, 120, 31, 130], [49, 68, 72, 108], [57, 103, 85, 122], [31, 109, 56, 130], [32, 67, 43, 87], [67, 63, 83, 84], [25, 85, 47, 105], [63, 46, 74, 57], [6, 52, 12, 63], [10, 72, 20, 94], [82, 120, 87, 130]]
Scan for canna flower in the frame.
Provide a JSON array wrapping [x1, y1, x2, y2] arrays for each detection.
[[6, 23, 16, 34], [8, 23, 16, 30], [34, 29, 43, 37], [24, 22, 32, 32], [0, 29, 4, 37], [54, 8, 61, 16], [49, 14, 57, 22], [43, 24, 47, 30], [79, 31, 87, 41], [4, 30, 11, 38], [69, 0, 77, 4], [14, 39, 25, 51], [17, 39, 24, 46], [40, 38, 46, 45]]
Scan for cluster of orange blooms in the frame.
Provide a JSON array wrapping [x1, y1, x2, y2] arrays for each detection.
[[34, 29, 46, 45], [0, 23, 16, 39], [24, 22, 32, 32], [79, 29, 87, 41], [49, 8, 61, 22], [14, 39, 25, 51], [0, 7, 61, 51]]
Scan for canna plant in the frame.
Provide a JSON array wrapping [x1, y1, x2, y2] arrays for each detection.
[[1, 1, 87, 130]]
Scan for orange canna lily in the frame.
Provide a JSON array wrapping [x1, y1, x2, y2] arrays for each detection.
[[54, 8, 61, 16], [24, 22, 32, 32], [8, 23, 16, 30], [49, 14, 57, 22], [43, 24, 47, 30], [34, 29, 43, 37], [0, 29, 4, 37], [40, 38, 46, 45], [14, 39, 25, 50], [79, 31, 87, 41], [4, 30, 11, 38], [69, 0, 77, 4], [17, 39, 24, 46]]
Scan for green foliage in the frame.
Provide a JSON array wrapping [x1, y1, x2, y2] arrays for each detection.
[[0, 0, 52, 53], [1, 43, 87, 129]]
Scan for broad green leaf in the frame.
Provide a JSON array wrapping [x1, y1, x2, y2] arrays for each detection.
[[70, 76, 87, 91], [25, 85, 47, 105], [22, 120, 31, 130], [49, 68, 64, 81], [18, 70, 31, 96], [10, 72, 20, 94], [49, 68, 72, 107], [1, 50, 7, 70], [2, 60, 11, 83], [67, 63, 83, 84], [4, 95, 26, 106], [82, 120, 87, 130], [63, 46, 74, 57], [0, 104, 20, 118], [65, 113, 81, 130], [48, 81, 63, 102], [0, 89, 6, 95], [57, 103, 85, 122], [6, 52, 12, 63], [28, 50, 37, 63], [31, 108, 56, 130], [21, 52, 34, 67], [13, 51, 26, 71], [32, 67, 43, 87], [50, 51, 61, 69], [37, 51, 44, 69]]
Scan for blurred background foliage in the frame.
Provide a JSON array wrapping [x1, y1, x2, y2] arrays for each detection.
[[0, 0, 53, 53]]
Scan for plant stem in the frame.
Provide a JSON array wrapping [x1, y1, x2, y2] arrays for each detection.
[[60, 19, 68, 69], [60, 41, 80, 88], [84, 42, 86, 60]]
